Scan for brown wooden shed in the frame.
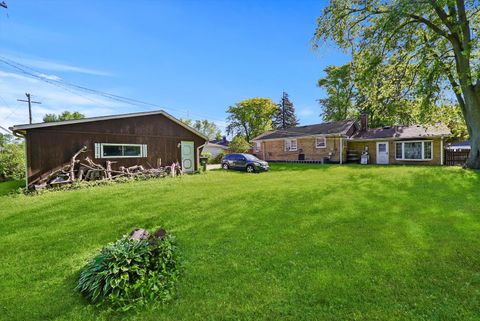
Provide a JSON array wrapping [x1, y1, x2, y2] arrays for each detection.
[[11, 110, 208, 186]]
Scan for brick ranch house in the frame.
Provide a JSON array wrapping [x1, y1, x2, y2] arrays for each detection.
[[252, 114, 451, 165]]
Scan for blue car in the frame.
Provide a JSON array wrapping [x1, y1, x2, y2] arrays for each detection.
[[221, 153, 269, 173]]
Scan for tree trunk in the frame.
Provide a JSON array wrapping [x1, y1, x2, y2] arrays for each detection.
[[461, 89, 480, 169]]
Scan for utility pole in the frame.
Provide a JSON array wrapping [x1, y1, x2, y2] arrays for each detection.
[[17, 93, 41, 124]]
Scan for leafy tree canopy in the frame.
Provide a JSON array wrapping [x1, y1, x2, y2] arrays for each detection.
[[180, 118, 222, 140], [43, 111, 85, 122], [226, 97, 278, 141], [318, 62, 468, 137], [0, 134, 25, 181], [313, 0, 480, 167]]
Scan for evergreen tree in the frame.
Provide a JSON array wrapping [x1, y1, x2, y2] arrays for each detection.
[[273, 92, 299, 129]]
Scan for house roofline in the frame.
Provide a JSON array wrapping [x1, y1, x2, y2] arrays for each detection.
[[348, 135, 449, 142], [10, 109, 209, 141], [252, 133, 348, 142], [252, 120, 356, 141], [206, 142, 229, 149]]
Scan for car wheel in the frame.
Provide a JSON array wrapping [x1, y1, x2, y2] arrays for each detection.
[[246, 165, 255, 173], [222, 163, 229, 170]]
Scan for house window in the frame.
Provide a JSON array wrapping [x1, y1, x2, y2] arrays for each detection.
[[95, 143, 147, 159], [395, 141, 433, 160], [285, 139, 297, 151], [315, 136, 326, 148], [255, 141, 261, 152]]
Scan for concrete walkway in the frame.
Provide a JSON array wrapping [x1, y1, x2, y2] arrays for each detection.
[[206, 164, 222, 170]]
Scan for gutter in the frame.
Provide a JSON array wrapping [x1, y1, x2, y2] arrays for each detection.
[[253, 133, 348, 142]]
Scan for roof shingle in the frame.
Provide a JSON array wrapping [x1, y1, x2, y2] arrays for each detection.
[[253, 120, 356, 140], [352, 124, 451, 139]]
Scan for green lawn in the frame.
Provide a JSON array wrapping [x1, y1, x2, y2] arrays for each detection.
[[1, 164, 480, 321], [0, 179, 24, 196]]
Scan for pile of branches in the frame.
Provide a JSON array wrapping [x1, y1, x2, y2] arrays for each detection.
[[30, 146, 183, 190]]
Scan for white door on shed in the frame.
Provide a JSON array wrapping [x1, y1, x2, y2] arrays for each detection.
[[376, 142, 389, 164], [181, 141, 195, 173]]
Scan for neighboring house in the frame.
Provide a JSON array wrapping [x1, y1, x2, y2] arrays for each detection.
[[252, 114, 451, 165], [11, 110, 208, 187], [203, 137, 229, 158]]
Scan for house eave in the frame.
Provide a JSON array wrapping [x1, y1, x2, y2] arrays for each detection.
[[253, 133, 349, 142], [349, 135, 449, 142], [10, 110, 209, 141]]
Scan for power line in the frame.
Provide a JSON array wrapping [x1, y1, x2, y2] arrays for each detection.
[[0, 94, 20, 122], [0, 124, 11, 133], [0, 55, 228, 126]]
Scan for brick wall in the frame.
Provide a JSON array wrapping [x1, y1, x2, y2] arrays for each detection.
[[347, 138, 443, 165], [256, 136, 345, 162]]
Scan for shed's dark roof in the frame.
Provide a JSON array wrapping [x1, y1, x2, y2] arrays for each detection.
[[352, 124, 451, 139], [253, 120, 356, 140], [10, 110, 209, 140]]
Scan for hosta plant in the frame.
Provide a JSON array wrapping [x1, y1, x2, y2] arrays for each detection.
[[76, 230, 180, 311]]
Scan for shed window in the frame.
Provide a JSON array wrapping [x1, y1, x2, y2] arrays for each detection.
[[315, 136, 326, 148], [255, 141, 261, 152], [285, 139, 297, 151], [95, 143, 147, 158], [395, 141, 433, 161]]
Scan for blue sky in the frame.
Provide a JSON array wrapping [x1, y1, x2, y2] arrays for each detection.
[[0, 0, 349, 133]]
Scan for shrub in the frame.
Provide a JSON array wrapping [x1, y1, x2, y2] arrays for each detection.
[[0, 139, 25, 181], [76, 230, 180, 311], [209, 152, 225, 164], [228, 135, 250, 153], [201, 151, 212, 159]]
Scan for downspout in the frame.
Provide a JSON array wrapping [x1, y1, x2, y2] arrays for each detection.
[[196, 142, 206, 171], [12, 130, 28, 188], [440, 136, 444, 165], [339, 137, 343, 164]]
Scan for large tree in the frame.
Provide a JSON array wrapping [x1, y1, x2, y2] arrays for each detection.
[[317, 62, 467, 132], [180, 118, 222, 140], [43, 111, 85, 122], [226, 97, 278, 141], [314, 0, 480, 168], [273, 92, 299, 129], [318, 63, 357, 122]]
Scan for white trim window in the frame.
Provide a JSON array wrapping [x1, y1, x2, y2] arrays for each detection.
[[94, 143, 147, 159], [284, 139, 297, 151], [395, 140, 433, 161], [315, 136, 326, 149], [255, 141, 261, 152]]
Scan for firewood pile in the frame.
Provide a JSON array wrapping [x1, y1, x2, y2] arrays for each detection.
[[30, 146, 183, 190]]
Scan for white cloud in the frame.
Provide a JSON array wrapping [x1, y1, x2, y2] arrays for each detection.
[[298, 107, 316, 117], [0, 71, 131, 129], [0, 52, 112, 77], [37, 73, 62, 81]]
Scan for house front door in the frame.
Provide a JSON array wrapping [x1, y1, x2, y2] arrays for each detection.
[[376, 142, 389, 164], [181, 141, 195, 173]]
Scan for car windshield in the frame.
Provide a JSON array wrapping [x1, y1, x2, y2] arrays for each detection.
[[244, 154, 260, 161]]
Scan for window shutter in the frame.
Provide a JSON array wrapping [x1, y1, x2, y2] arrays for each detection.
[[94, 143, 101, 158], [142, 144, 148, 157]]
